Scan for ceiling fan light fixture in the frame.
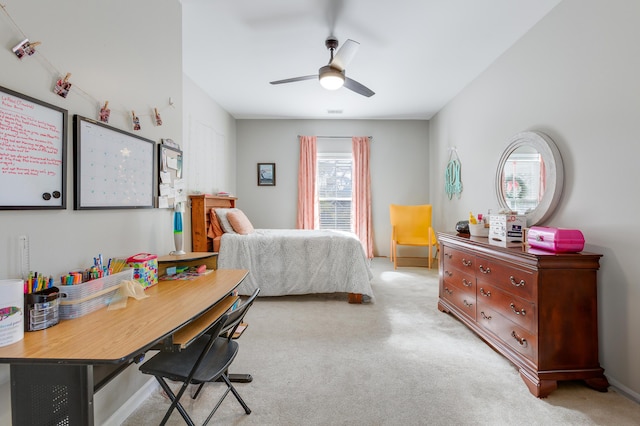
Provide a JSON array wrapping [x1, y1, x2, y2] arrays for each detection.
[[319, 66, 345, 90]]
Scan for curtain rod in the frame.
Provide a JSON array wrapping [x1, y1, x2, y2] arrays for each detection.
[[298, 135, 372, 139]]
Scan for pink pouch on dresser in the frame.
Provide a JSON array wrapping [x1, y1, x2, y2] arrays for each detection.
[[527, 226, 585, 253]]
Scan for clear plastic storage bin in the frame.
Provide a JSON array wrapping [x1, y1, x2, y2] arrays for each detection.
[[58, 269, 133, 319]]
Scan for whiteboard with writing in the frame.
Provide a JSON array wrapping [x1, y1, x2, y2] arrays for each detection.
[[0, 86, 67, 209], [74, 116, 156, 209]]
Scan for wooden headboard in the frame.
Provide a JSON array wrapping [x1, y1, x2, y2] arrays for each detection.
[[189, 194, 237, 252]]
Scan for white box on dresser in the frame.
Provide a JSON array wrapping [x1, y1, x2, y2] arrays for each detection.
[[437, 232, 608, 398], [489, 214, 526, 243]]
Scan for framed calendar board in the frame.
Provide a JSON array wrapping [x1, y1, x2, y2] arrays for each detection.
[[0, 86, 67, 209], [73, 115, 156, 210]]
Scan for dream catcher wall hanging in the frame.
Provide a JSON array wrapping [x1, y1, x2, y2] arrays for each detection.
[[445, 147, 463, 200]]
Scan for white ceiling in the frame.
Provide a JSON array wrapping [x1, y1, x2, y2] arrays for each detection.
[[181, 0, 561, 120]]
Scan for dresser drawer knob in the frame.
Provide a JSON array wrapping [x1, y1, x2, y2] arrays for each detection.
[[444, 252, 453, 259], [480, 311, 492, 320], [511, 330, 528, 347], [444, 287, 453, 295], [479, 265, 491, 274], [480, 288, 491, 297], [462, 258, 472, 267], [463, 299, 473, 308], [444, 270, 453, 277], [510, 276, 526, 287], [462, 279, 473, 287], [510, 303, 526, 316]]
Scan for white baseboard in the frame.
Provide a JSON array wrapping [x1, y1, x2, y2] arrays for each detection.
[[608, 376, 640, 404], [101, 377, 158, 426]]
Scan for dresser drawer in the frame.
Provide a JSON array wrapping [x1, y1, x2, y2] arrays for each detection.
[[442, 246, 476, 273], [476, 306, 537, 362], [441, 280, 476, 320], [443, 267, 475, 293], [476, 284, 536, 333], [476, 256, 536, 300]]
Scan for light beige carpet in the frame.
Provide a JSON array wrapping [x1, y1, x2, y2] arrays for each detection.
[[122, 258, 640, 425]]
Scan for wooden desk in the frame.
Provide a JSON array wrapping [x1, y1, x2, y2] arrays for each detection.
[[0, 269, 248, 425]]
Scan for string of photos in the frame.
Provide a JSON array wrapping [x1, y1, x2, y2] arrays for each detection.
[[445, 147, 463, 200], [1, 3, 173, 132]]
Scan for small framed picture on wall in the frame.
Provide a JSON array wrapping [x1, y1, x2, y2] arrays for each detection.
[[257, 163, 276, 186]]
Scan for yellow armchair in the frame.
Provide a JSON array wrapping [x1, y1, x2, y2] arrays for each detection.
[[390, 204, 438, 269]]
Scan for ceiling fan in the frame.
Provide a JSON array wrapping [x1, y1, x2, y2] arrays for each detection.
[[270, 37, 375, 97]]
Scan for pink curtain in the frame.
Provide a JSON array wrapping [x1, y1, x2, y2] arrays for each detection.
[[539, 153, 546, 202], [296, 136, 317, 229], [352, 136, 373, 258]]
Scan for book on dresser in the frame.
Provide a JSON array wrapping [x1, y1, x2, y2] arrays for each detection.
[[437, 232, 608, 398]]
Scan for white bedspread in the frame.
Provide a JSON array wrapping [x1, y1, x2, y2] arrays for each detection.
[[217, 229, 374, 301]]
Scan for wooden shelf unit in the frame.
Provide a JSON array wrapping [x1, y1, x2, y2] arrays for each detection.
[[189, 194, 236, 252], [157, 252, 219, 275]]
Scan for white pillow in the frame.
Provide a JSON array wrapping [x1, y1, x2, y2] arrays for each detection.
[[214, 208, 238, 234]]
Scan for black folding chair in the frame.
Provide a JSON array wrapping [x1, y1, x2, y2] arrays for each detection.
[[194, 288, 260, 396], [139, 290, 258, 425]]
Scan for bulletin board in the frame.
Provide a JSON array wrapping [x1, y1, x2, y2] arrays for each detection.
[[158, 143, 185, 208], [73, 115, 156, 210], [0, 86, 67, 209]]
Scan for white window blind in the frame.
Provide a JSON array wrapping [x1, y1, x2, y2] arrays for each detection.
[[317, 154, 353, 232]]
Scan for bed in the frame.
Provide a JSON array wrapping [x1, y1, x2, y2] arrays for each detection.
[[218, 229, 374, 301], [199, 202, 374, 303]]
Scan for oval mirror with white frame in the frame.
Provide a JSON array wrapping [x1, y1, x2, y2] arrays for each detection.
[[495, 131, 564, 226]]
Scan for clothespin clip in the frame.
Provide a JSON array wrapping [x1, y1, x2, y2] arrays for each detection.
[[99, 101, 110, 123], [12, 39, 40, 58], [132, 110, 141, 131], [53, 73, 72, 98], [154, 107, 162, 126]]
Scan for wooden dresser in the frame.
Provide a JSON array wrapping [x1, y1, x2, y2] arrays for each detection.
[[437, 232, 608, 398], [189, 194, 236, 252]]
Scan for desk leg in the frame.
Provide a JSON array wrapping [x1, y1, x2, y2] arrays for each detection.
[[11, 363, 94, 426]]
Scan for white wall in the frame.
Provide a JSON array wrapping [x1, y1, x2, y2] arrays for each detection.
[[182, 75, 238, 250], [236, 119, 429, 256], [0, 0, 183, 423], [0, 0, 183, 279], [183, 76, 237, 195], [429, 0, 640, 401]]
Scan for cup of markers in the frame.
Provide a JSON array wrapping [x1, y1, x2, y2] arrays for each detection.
[[24, 272, 55, 294]]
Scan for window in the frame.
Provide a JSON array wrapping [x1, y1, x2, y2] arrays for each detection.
[[501, 151, 542, 214], [317, 154, 353, 232]]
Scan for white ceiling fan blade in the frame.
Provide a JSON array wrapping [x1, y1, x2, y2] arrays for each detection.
[[270, 75, 318, 85], [330, 39, 359, 71], [344, 77, 375, 97]]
